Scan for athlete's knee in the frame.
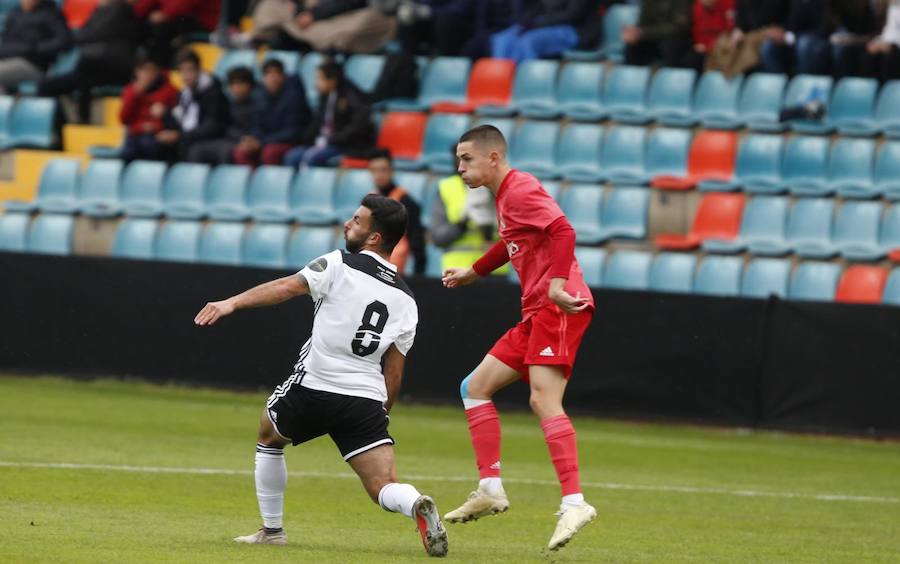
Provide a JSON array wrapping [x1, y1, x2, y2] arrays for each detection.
[[364, 475, 395, 503], [459, 370, 476, 399], [529, 389, 563, 419], [462, 370, 496, 400], [257, 407, 286, 447]]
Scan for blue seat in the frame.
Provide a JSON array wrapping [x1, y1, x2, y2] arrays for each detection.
[[740, 258, 790, 298], [26, 213, 73, 255], [788, 261, 841, 302], [599, 187, 648, 241], [781, 136, 830, 197], [1, 97, 56, 149], [419, 113, 470, 173], [421, 244, 442, 278], [829, 138, 876, 199], [646, 67, 696, 127], [154, 220, 202, 263], [702, 134, 783, 194], [833, 201, 884, 261], [826, 77, 879, 137], [198, 221, 245, 266], [420, 178, 441, 229], [741, 73, 788, 132], [556, 123, 604, 183], [694, 72, 744, 130], [344, 54, 385, 94], [705, 196, 789, 256], [878, 204, 900, 255], [645, 128, 691, 180], [287, 227, 336, 269], [510, 59, 560, 119], [564, 4, 638, 63], [291, 167, 338, 225], [599, 126, 646, 185], [261, 50, 301, 77], [882, 268, 900, 305], [602, 250, 652, 290], [298, 51, 324, 109], [788, 198, 836, 259], [574, 247, 606, 287], [559, 185, 604, 244], [693, 256, 743, 297], [649, 252, 696, 294], [557, 62, 605, 121], [247, 165, 295, 223], [0, 212, 29, 251], [111, 218, 158, 259], [471, 118, 514, 142], [542, 180, 561, 202], [604, 65, 651, 124], [334, 170, 374, 221], [509, 121, 559, 180], [5, 158, 81, 213], [79, 159, 123, 218], [395, 171, 428, 205], [216, 49, 257, 80], [0, 95, 13, 147], [876, 142, 900, 200], [784, 75, 834, 134], [206, 165, 251, 221], [162, 163, 210, 219], [386, 57, 470, 111], [875, 80, 900, 138], [120, 160, 167, 217], [242, 223, 290, 269]]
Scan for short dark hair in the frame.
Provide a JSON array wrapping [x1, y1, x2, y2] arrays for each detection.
[[367, 148, 393, 165], [459, 125, 507, 152], [262, 58, 285, 75], [135, 54, 159, 69], [318, 60, 344, 82], [361, 194, 407, 253], [175, 49, 200, 69], [227, 66, 254, 86]]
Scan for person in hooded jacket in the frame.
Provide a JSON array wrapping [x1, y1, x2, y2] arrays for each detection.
[[0, 0, 71, 93]]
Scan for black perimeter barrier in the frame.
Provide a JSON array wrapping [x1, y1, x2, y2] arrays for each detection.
[[2, 252, 900, 436]]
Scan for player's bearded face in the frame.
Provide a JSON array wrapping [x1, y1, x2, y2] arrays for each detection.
[[344, 207, 375, 253]]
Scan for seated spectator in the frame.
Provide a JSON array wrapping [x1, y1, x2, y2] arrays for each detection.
[[119, 57, 180, 162], [187, 66, 257, 165], [233, 58, 310, 167], [156, 50, 229, 162], [37, 0, 139, 123], [0, 0, 71, 94], [760, 0, 832, 75], [367, 149, 426, 275], [284, 60, 374, 169], [689, 0, 735, 70], [490, 0, 601, 64], [857, 0, 900, 83], [829, 0, 880, 78], [132, 0, 222, 65], [706, 0, 786, 77], [622, 0, 693, 67]]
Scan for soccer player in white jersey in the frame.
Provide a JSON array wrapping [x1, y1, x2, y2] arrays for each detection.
[[194, 194, 448, 557]]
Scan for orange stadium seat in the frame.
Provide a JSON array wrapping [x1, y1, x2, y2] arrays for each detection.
[[655, 192, 746, 250], [431, 58, 516, 114], [63, 0, 98, 28], [651, 130, 739, 190], [835, 265, 889, 304]]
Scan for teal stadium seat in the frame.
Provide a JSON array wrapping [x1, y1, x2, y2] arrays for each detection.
[[647, 67, 696, 127], [291, 166, 338, 225], [560, 184, 604, 244], [154, 220, 202, 262], [740, 258, 790, 298], [79, 159, 123, 218], [198, 221, 245, 265], [879, 204, 900, 256], [876, 142, 900, 200], [424, 244, 444, 278], [649, 253, 696, 293], [693, 255, 743, 297], [788, 261, 841, 302], [395, 171, 428, 205], [875, 80, 900, 138], [2, 97, 56, 149], [162, 163, 210, 219], [598, 187, 648, 241], [599, 126, 647, 185], [0, 212, 29, 251], [704, 196, 789, 255], [5, 158, 81, 213], [881, 268, 900, 305], [334, 170, 374, 221], [298, 51, 324, 109], [26, 213, 73, 255], [511, 59, 560, 119], [287, 226, 336, 269], [0, 95, 13, 147], [120, 160, 167, 217], [419, 113, 470, 173], [781, 136, 830, 197], [216, 49, 257, 80], [419, 178, 441, 229], [827, 77, 879, 137], [242, 223, 290, 269], [834, 201, 884, 261], [789, 198, 837, 259], [706, 134, 784, 194], [741, 73, 788, 132], [509, 120, 559, 180], [602, 250, 652, 290], [344, 54, 385, 94], [247, 165, 294, 223], [556, 123, 604, 183], [829, 138, 876, 199], [574, 247, 605, 288], [111, 218, 158, 259], [785, 75, 834, 134], [563, 4, 638, 62], [386, 57, 470, 112], [541, 180, 561, 202], [645, 128, 691, 180], [694, 71, 744, 130], [556, 63, 605, 122], [206, 165, 251, 221], [604, 65, 651, 124], [471, 117, 514, 142]]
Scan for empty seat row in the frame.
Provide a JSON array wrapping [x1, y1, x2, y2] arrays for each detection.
[[0, 212, 73, 255], [0, 96, 57, 150]]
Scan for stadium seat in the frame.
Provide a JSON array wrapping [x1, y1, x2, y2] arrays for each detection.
[[740, 258, 790, 298], [298, 51, 324, 109], [247, 165, 294, 223], [788, 261, 841, 302], [788, 198, 837, 259], [881, 268, 900, 305], [262, 50, 301, 77], [432, 58, 515, 114], [395, 171, 428, 205], [599, 126, 647, 185], [556, 123, 604, 183], [290, 167, 338, 225], [829, 138, 877, 199], [206, 165, 251, 221], [649, 252, 696, 294], [188, 43, 223, 74], [470, 118, 514, 141], [603, 65, 651, 124], [781, 136, 830, 197], [506, 59, 560, 119], [242, 223, 290, 269], [162, 163, 210, 219], [881, 204, 900, 262], [826, 77, 879, 137], [386, 56, 470, 111], [833, 201, 884, 261], [602, 250, 652, 290], [598, 187, 648, 241], [111, 218, 158, 260], [656, 192, 746, 250], [344, 54, 385, 94], [0, 212, 29, 251], [334, 170, 374, 221], [875, 80, 900, 138], [646, 128, 691, 180], [5, 158, 81, 213], [556, 62, 606, 121], [646, 67, 696, 127], [785, 75, 834, 134], [704, 196, 789, 255], [509, 121, 559, 180], [693, 255, 743, 297], [559, 184, 604, 244], [198, 221, 245, 266], [419, 113, 470, 173], [63, 0, 98, 28], [120, 160, 167, 217], [1, 97, 56, 149], [419, 178, 441, 229], [286, 227, 336, 269], [78, 158, 123, 218], [875, 142, 900, 200], [542, 180, 561, 202], [652, 131, 738, 190], [26, 213, 73, 255], [378, 112, 427, 169], [713, 134, 784, 194], [215, 49, 256, 80], [835, 265, 888, 304], [574, 247, 605, 287], [741, 73, 788, 132], [563, 4, 637, 62], [693, 71, 744, 130], [154, 220, 202, 263], [0, 95, 14, 147]]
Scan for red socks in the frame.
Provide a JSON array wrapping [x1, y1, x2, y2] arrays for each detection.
[[465, 402, 502, 479], [541, 414, 581, 496]]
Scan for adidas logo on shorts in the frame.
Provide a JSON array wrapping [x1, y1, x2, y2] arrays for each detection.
[[539, 347, 554, 357]]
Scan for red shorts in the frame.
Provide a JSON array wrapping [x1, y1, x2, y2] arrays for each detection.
[[488, 305, 593, 381]]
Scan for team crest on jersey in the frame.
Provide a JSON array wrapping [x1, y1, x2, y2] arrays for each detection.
[[506, 241, 519, 257], [306, 257, 328, 272]]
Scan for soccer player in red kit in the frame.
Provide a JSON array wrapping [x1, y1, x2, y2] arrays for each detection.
[[441, 125, 596, 551]]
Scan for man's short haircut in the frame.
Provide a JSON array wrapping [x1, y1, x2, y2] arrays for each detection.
[[318, 60, 344, 82], [135, 54, 159, 69], [361, 194, 407, 253], [175, 49, 200, 68], [458, 125, 507, 153], [226, 66, 254, 86], [367, 148, 393, 165], [262, 58, 285, 75]]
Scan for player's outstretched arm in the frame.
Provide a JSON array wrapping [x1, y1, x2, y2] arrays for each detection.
[[194, 274, 310, 326], [441, 267, 478, 288], [382, 344, 405, 413]]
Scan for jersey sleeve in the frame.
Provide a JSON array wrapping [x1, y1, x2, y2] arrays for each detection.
[[393, 302, 418, 356], [297, 250, 342, 301], [505, 181, 564, 230]]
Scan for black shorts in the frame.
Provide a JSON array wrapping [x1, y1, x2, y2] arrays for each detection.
[[266, 380, 393, 461]]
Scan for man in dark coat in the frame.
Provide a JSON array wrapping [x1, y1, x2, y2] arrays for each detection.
[[187, 66, 257, 165], [0, 0, 71, 92]]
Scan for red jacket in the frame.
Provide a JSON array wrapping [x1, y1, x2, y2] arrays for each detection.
[[132, 0, 221, 31], [119, 75, 180, 136], [693, 0, 735, 51]]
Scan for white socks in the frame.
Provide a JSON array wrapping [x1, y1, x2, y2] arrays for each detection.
[[462, 398, 491, 410], [255, 444, 287, 529], [561, 493, 586, 509], [378, 483, 421, 518], [479, 477, 505, 496]]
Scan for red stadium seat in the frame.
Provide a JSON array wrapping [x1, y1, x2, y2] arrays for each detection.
[[835, 265, 888, 304], [431, 58, 516, 113], [376, 111, 427, 161], [652, 130, 738, 190], [63, 0, 98, 28], [655, 192, 746, 250]]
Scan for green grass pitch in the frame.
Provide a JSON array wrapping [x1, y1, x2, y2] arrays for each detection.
[[1, 375, 899, 563]]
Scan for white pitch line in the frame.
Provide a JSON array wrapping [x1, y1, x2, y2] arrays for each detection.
[[1, 460, 897, 505]]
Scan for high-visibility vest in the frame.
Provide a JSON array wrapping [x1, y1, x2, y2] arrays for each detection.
[[439, 176, 507, 274]]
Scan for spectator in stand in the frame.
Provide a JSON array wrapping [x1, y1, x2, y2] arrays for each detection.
[[132, 0, 222, 65], [0, 0, 71, 93], [155, 50, 229, 162], [187, 66, 257, 165], [37, 0, 139, 124], [829, 0, 880, 78], [367, 149, 426, 275], [689, 0, 735, 70], [490, 0, 601, 63], [760, 0, 832, 75], [857, 0, 900, 82], [232, 58, 310, 167], [705, 0, 786, 77], [119, 57, 180, 162], [284, 60, 374, 169], [622, 0, 693, 67]]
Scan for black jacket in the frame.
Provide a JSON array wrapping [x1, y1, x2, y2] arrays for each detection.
[[252, 76, 311, 145], [225, 96, 256, 141], [302, 80, 375, 155], [74, 1, 140, 70], [0, 0, 72, 70], [736, 0, 788, 32], [381, 182, 427, 275], [165, 74, 229, 146], [527, 0, 602, 48]]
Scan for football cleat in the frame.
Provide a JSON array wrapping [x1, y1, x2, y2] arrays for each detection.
[[443, 486, 509, 523], [547, 503, 596, 551], [413, 495, 448, 557], [233, 527, 288, 545]]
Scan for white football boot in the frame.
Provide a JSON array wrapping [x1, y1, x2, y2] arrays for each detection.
[[547, 502, 596, 551], [233, 527, 288, 545], [413, 495, 449, 557], [443, 485, 509, 523]]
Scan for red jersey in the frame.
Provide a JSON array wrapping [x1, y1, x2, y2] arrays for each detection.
[[496, 170, 594, 320], [692, 0, 735, 51]]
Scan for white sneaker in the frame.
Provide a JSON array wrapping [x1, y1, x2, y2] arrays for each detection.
[[443, 486, 509, 523], [413, 495, 449, 557], [548, 503, 596, 551], [233, 527, 288, 545]]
